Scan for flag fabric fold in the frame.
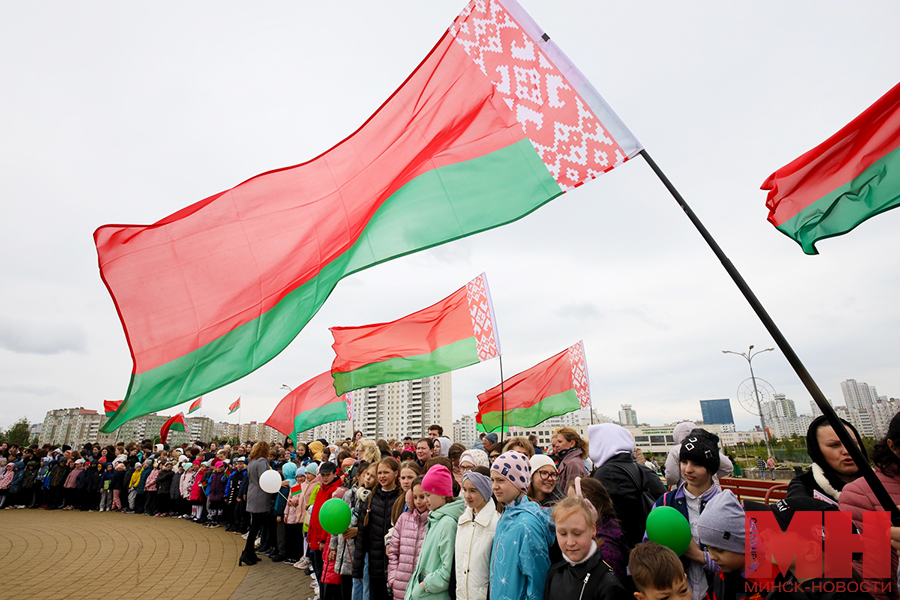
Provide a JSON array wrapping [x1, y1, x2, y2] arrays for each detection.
[[97, 0, 640, 432], [763, 81, 900, 254], [160, 412, 188, 444], [476, 341, 590, 433], [228, 398, 241, 415], [187, 397, 202, 414], [330, 273, 499, 395], [265, 372, 353, 443], [103, 400, 122, 418]]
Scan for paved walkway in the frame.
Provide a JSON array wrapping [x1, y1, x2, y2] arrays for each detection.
[[0, 509, 314, 600]]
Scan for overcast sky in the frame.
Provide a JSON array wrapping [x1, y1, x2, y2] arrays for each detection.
[[2, 2, 899, 434]]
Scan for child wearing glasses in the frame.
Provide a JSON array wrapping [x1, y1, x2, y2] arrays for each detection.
[[527, 455, 564, 507]]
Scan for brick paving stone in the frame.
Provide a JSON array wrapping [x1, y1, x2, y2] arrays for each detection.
[[0, 509, 313, 600]]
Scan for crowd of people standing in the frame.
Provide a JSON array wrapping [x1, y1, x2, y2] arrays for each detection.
[[3, 412, 900, 600]]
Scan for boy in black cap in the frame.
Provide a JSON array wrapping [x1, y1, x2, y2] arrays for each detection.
[[646, 429, 724, 600]]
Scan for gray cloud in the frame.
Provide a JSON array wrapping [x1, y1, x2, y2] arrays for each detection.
[[0, 316, 88, 355], [555, 302, 601, 320]]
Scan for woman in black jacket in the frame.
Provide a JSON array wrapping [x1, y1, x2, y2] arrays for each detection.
[[787, 415, 867, 506], [352, 457, 400, 600]]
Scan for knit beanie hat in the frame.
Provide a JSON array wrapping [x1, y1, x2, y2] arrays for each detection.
[[696, 490, 745, 553], [529, 454, 556, 474], [305, 462, 318, 475], [459, 449, 489, 468], [491, 451, 531, 494], [422, 465, 453, 497], [679, 428, 720, 474]]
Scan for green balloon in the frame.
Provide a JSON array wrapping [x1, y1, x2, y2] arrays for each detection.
[[645, 506, 692, 555], [319, 498, 352, 535]]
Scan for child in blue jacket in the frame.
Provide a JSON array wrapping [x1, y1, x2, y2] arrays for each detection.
[[489, 451, 554, 600]]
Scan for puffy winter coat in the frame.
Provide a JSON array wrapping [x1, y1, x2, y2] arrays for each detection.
[[136, 466, 151, 493], [353, 485, 400, 580], [22, 463, 38, 490], [156, 469, 174, 495], [454, 498, 499, 600], [405, 497, 465, 600], [388, 493, 429, 600], [144, 468, 159, 492], [207, 471, 227, 502], [65, 464, 83, 489], [9, 463, 25, 494], [49, 461, 70, 487], [284, 490, 304, 525], [190, 469, 206, 501], [839, 466, 900, 600], [489, 494, 554, 600], [544, 545, 630, 600]]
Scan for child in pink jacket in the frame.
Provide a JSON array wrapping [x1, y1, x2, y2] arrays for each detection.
[[387, 477, 429, 600]]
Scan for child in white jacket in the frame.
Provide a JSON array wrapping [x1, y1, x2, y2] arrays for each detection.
[[455, 467, 499, 600]]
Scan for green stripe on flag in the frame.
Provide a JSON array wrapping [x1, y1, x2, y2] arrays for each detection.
[[332, 337, 477, 395], [776, 145, 900, 254], [104, 140, 558, 432], [479, 389, 581, 433], [170, 423, 185, 432], [292, 402, 349, 438]]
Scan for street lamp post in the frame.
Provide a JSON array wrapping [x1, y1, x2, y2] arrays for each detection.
[[723, 345, 774, 459], [280, 384, 293, 392]]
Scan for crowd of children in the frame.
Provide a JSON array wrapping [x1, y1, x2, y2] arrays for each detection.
[[3, 411, 898, 600]]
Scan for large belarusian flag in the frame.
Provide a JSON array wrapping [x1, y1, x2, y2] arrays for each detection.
[[187, 397, 202, 414], [476, 341, 590, 432], [160, 412, 188, 444], [96, 0, 641, 432], [763, 81, 900, 254], [330, 273, 499, 395], [103, 400, 122, 418], [265, 372, 353, 443]]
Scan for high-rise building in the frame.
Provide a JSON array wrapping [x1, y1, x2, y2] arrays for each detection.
[[350, 373, 451, 441], [761, 394, 797, 421], [40, 408, 116, 448], [453, 414, 478, 447], [840, 379, 881, 438], [809, 398, 833, 418], [871, 398, 900, 439], [239, 421, 283, 445], [699, 399, 734, 425], [618, 404, 638, 426], [841, 379, 876, 412]]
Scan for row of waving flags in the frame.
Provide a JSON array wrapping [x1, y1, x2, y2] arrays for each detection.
[[99, 0, 900, 441]]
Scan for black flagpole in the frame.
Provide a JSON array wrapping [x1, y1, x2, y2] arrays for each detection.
[[640, 149, 900, 524], [499, 355, 507, 445]]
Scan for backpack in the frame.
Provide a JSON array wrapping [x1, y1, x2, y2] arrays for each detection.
[[607, 461, 657, 520]]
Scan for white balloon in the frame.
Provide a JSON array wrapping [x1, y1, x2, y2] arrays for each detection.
[[259, 469, 281, 494]]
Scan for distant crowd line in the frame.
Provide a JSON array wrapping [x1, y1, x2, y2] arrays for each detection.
[[3, 414, 900, 600]]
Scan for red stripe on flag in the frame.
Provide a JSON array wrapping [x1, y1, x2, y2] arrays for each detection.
[[477, 346, 574, 413], [764, 81, 900, 226]]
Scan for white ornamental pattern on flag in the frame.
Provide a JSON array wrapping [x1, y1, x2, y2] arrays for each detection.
[[449, 0, 627, 190], [466, 273, 500, 361], [568, 340, 591, 408]]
